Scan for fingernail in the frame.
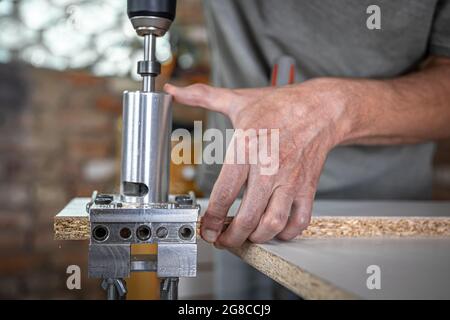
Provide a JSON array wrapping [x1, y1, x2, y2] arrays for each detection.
[[203, 229, 218, 243]]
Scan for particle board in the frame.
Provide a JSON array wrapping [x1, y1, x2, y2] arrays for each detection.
[[54, 198, 450, 240], [54, 198, 450, 299], [239, 238, 450, 299], [54, 197, 90, 240]]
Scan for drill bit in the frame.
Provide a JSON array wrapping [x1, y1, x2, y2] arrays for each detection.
[[142, 33, 156, 92]]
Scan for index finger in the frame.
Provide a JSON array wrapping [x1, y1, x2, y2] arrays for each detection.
[[164, 83, 235, 115], [201, 163, 249, 243]]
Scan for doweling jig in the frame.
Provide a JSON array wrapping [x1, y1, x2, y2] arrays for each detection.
[[87, 0, 200, 300]]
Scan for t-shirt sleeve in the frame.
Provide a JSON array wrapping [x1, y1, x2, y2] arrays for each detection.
[[429, 0, 450, 57]]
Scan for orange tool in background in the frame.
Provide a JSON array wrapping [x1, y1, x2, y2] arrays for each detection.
[[271, 55, 296, 87]]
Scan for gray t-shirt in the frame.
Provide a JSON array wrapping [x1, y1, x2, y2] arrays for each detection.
[[199, 0, 450, 200]]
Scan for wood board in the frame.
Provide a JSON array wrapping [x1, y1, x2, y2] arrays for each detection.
[[54, 198, 450, 240], [54, 198, 450, 299], [232, 237, 450, 299]]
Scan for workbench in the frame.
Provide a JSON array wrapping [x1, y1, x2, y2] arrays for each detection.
[[54, 198, 450, 299]]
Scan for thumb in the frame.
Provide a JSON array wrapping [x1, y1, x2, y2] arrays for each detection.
[[164, 83, 235, 115]]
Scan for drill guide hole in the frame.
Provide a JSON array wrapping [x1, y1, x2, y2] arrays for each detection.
[[92, 225, 109, 242], [179, 225, 194, 240], [119, 227, 132, 240], [136, 225, 151, 241]]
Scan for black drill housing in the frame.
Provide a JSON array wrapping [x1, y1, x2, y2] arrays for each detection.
[[127, 0, 177, 21]]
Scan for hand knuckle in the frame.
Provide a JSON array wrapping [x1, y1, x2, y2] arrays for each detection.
[[191, 83, 207, 92], [215, 189, 233, 209], [265, 215, 285, 233], [248, 234, 264, 244], [293, 215, 311, 231], [237, 213, 259, 232], [204, 210, 224, 226]]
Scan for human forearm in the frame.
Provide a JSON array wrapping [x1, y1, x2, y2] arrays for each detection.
[[336, 57, 450, 145]]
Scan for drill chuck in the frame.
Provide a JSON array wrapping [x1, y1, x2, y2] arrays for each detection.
[[127, 0, 177, 37], [127, 0, 176, 21]]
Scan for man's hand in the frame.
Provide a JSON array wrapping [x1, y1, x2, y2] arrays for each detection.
[[166, 57, 450, 248], [165, 79, 353, 247]]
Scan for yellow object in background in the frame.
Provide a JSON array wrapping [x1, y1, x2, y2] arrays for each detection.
[[126, 244, 160, 300]]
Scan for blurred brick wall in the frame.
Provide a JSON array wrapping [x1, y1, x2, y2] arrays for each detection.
[[0, 63, 119, 299]]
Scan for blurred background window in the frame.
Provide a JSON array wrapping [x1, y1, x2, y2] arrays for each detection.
[[0, 0, 175, 80]]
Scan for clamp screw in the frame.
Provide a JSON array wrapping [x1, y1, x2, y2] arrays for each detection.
[[175, 194, 193, 205], [156, 226, 168, 238], [95, 194, 114, 205]]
